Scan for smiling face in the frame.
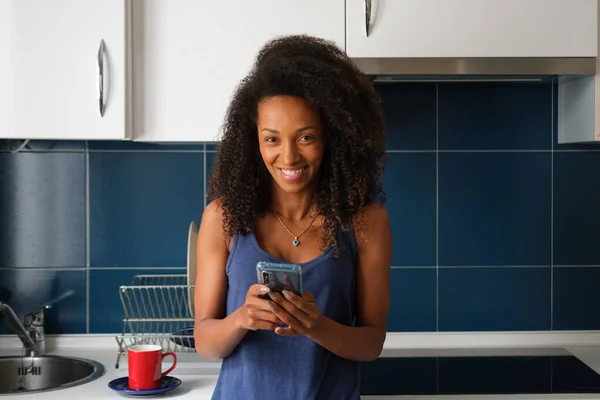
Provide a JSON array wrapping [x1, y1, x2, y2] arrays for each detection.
[[257, 96, 325, 195]]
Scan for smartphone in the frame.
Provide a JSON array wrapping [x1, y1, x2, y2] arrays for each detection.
[[256, 261, 303, 297]]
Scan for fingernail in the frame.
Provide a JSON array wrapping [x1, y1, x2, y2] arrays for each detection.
[[282, 290, 291, 298], [260, 286, 270, 293]]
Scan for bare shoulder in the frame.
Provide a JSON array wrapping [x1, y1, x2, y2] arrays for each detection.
[[353, 201, 391, 246], [360, 201, 389, 223], [203, 199, 225, 221], [200, 199, 230, 248]]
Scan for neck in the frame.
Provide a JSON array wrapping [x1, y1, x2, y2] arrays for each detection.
[[271, 186, 317, 221]]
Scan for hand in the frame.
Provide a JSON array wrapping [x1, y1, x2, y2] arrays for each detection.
[[267, 290, 323, 337], [235, 284, 282, 331]]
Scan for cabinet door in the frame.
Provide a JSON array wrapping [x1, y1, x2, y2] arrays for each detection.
[[0, 0, 129, 140], [133, 0, 345, 142], [347, 0, 597, 58]]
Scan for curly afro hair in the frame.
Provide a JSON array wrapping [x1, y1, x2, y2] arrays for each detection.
[[208, 34, 387, 254]]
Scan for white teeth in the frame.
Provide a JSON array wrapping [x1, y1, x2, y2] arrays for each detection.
[[281, 168, 305, 176]]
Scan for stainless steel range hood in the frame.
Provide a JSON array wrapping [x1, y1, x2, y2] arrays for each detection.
[[352, 57, 597, 82], [351, 54, 600, 144]]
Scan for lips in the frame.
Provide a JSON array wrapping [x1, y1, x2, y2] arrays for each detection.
[[278, 166, 307, 181]]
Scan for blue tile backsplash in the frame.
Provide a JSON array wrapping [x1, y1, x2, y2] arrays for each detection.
[[438, 267, 551, 331], [438, 152, 551, 266], [0, 269, 86, 334], [387, 268, 437, 332], [553, 152, 600, 265], [385, 153, 436, 266], [1, 81, 600, 334], [0, 152, 86, 268], [438, 82, 552, 150], [89, 152, 205, 267]]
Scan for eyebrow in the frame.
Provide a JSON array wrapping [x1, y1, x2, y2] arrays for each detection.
[[260, 126, 318, 134]]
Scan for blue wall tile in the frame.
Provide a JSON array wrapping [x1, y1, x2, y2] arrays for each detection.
[[205, 151, 216, 205], [206, 152, 216, 173], [553, 152, 600, 265], [206, 151, 216, 181], [384, 153, 436, 266], [0, 153, 85, 268], [387, 268, 436, 332], [438, 267, 551, 331], [0, 269, 86, 334], [89, 269, 186, 333], [554, 267, 600, 330], [89, 152, 204, 267], [439, 152, 551, 266], [438, 82, 552, 150], [376, 83, 437, 150], [3, 81, 600, 337]]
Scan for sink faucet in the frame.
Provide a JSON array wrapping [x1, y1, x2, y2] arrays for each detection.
[[0, 302, 51, 357]]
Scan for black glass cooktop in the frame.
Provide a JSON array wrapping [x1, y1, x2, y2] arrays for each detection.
[[360, 356, 600, 396]]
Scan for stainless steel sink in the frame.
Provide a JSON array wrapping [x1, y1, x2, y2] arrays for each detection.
[[0, 355, 105, 394]]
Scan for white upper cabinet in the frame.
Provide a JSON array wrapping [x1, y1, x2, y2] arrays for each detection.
[[3, 0, 598, 143], [0, 0, 130, 140], [346, 0, 598, 58], [132, 0, 345, 143]]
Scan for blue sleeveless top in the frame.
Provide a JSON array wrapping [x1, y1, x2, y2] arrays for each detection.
[[211, 229, 360, 400]]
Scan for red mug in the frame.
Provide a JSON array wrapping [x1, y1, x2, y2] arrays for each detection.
[[127, 344, 177, 390]]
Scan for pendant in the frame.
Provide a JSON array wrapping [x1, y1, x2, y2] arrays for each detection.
[[292, 238, 299, 247]]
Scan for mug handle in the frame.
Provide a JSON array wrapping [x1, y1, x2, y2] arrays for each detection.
[[160, 352, 177, 378]]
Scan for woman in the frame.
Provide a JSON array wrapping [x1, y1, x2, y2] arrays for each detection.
[[194, 34, 392, 400]]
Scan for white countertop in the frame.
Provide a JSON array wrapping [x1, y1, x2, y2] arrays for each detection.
[[0, 341, 222, 400], [2, 334, 600, 399]]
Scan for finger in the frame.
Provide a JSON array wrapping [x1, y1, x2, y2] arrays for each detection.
[[267, 301, 304, 329], [274, 326, 299, 337], [249, 296, 281, 313], [247, 284, 276, 310], [281, 290, 313, 314], [250, 284, 271, 297], [269, 291, 308, 317], [302, 292, 316, 303], [247, 320, 279, 331], [247, 308, 283, 325]]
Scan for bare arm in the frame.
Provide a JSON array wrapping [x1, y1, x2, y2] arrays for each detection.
[[193, 201, 281, 360], [307, 203, 392, 361], [193, 201, 245, 360]]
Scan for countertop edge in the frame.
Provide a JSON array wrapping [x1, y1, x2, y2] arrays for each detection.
[[3, 330, 600, 353], [2, 332, 600, 399]]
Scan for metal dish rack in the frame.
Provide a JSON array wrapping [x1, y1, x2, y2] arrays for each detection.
[[114, 274, 195, 368]]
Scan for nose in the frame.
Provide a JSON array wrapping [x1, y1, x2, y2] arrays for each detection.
[[281, 140, 300, 165]]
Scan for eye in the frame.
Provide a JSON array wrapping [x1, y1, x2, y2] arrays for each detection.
[[299, 135, 314, 142], [264, 136, 278, 143]]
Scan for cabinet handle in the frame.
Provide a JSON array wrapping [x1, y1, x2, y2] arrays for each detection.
[[365, 0, 371, 37], [97, 39, 107, 117]]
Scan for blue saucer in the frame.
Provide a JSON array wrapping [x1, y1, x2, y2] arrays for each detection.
[[108, 376, 181, 396], [169, 327, 195, 349]]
